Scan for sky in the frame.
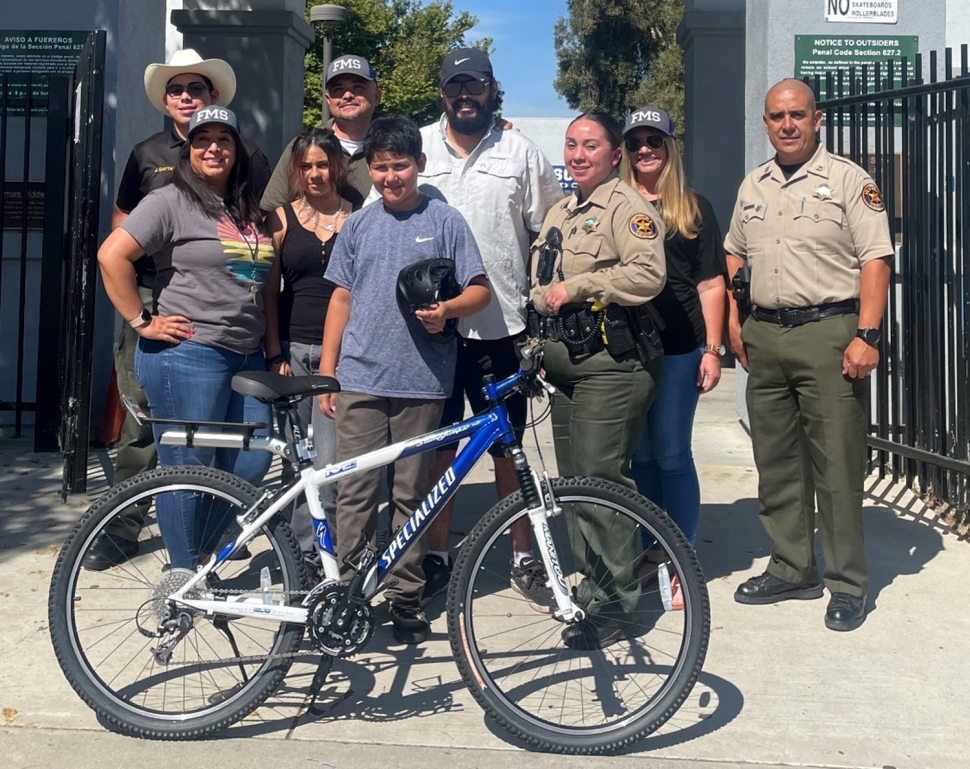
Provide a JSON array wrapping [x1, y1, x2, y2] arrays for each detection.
[[457, 0, 573, 118]]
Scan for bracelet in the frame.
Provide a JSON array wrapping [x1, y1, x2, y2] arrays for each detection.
[[266, 354, 285, 367]]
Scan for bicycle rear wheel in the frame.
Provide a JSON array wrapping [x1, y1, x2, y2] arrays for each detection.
[[447, 476, 710, 754], [48, 466, 305, 739]]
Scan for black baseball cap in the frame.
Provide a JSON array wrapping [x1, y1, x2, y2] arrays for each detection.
[[187, 105, 239, 137], [325, 54, 376, 84], [439, 48, 492, 85], [623, 106, 676, 138]]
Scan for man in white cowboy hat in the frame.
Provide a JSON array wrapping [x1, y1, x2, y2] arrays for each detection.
[[84, 49, 272, 571]]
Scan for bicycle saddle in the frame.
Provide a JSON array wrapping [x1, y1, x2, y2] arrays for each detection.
[[231, 371, 340, 402]]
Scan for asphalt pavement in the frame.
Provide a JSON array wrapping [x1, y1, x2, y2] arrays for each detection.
[[0, 368, 966, 769]]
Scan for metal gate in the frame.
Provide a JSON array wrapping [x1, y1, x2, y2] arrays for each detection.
[[810, 45, 970, 520], [54, 31, 106, 496]]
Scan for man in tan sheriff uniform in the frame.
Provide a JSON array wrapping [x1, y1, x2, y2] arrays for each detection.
[[529, 112, 666, 649], [725, 79, 893, 632]]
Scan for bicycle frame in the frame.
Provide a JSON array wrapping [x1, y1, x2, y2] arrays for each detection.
[[161, 370, 533, 622]]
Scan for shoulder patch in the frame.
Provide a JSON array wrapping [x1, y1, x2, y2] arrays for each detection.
[[861, 182, 885, 212], [630, 213, 658, 240]]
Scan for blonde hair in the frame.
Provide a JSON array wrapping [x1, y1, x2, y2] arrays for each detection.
[[621, 134, 700, 240]]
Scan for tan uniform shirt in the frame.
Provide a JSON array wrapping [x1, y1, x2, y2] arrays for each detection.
[[724, 144, 893, 309], [530, 175, 667, 314]]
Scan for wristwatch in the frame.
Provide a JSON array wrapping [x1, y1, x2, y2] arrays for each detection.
[[128, 308, 152, 329], [856, 327, 881, 346], [704, 344, 726, 357]]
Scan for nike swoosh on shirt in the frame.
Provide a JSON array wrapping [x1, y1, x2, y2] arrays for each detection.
[[416, 236, 434, 243], [454, 57, 470, 65]]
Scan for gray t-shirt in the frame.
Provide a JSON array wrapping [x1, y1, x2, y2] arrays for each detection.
[[122, 185, 275, 354], [325, 196, 486, 398]]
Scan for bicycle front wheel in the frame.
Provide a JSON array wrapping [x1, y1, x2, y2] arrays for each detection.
[[447, 476, 710, 754], [48, 466, 305, 739]]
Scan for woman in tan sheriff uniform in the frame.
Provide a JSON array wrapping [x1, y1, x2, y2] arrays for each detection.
[[530, 111, 667, 650]]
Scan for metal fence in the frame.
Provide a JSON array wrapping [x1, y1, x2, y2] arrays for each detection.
[[810, 45, 970, 520]]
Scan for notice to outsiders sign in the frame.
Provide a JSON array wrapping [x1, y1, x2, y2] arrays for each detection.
[[824, 0, 897, 24]]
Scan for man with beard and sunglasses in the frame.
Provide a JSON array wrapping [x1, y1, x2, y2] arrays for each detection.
[[416, 48, 564, 607], [83, 49, 272, 571]]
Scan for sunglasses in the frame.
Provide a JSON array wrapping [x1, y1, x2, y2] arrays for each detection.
[[442, 78, 491, 99], [624, 134, 666, 152], [165, 82, 210, 99]]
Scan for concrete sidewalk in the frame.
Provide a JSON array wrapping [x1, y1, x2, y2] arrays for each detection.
[[1, 368, 967, 768]]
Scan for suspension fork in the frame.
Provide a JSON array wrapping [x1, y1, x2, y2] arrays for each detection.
[[509, 449, 584, 623]]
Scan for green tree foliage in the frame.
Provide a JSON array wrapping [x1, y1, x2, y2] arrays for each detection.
[[553, 0, 684, 130], [304, 0, 491, 128]]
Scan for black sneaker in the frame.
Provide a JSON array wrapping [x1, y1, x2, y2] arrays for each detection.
[[510, 557, 555, 612], [420, 554, 451, 605], [389, 602, 429, 645], [83, 533, 139, 571]]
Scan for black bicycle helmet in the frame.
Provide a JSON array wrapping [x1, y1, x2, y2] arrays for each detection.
[[396, 258, 461, 343]]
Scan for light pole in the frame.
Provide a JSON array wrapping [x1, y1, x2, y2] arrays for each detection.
[[309, 4, 348, 123]]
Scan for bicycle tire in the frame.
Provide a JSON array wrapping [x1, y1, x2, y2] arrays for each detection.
[[48, 465, 306, 739], [447, 476, 710, 754]]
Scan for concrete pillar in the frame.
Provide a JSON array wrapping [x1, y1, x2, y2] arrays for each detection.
[[171, 0, 314, 164], [677, 0, 746, 233], [678, 0, 749, 425]]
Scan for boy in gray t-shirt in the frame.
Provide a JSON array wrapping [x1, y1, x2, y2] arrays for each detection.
[[318, 116, 489, 645]]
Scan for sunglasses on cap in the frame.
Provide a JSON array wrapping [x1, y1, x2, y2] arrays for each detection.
[[442, 78, 491, 99], [165, 82, 210, 99], [624, 134, 666, 152]]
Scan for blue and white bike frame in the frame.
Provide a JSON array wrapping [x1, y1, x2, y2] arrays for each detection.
[[152, 368, 581, 625]]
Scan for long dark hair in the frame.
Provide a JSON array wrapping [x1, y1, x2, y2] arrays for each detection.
[[286, 127, 352, 203], [171, 129, 262, 227]]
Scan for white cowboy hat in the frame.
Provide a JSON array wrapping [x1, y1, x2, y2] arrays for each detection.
[[143, 49, 236, 116]]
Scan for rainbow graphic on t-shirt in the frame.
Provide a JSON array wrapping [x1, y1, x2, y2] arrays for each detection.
[[217, 217, 275, 286]]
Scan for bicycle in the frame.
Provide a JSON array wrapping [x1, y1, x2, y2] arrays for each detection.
[[48, 339, 710, 754]]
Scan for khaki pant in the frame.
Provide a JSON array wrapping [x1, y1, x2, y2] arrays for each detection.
[[543, 342, 661, 619], [334, 392, 444, 605], [743, 313, 869, 597]]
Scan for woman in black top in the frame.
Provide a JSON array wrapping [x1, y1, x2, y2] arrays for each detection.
[[265, 127, 356, 555], [620, 107, 728, 608]]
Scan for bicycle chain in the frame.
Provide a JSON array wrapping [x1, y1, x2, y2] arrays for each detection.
[[155, 585, 334, 667]]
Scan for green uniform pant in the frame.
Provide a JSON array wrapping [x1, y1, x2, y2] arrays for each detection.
[[105, 289, 157, 541], [742, 313, 869, 597], [543, 342, 661, 620]]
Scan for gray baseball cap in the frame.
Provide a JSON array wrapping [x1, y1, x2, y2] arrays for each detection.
[[623, 106, 676, 138], [325, 54, 377, 84], [187, 105, 239, 137]]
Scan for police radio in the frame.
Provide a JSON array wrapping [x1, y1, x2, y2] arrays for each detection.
[[537, 226, 563, 285]]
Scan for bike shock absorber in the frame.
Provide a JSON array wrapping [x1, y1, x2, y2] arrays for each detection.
[[510, 448, 541, 508]]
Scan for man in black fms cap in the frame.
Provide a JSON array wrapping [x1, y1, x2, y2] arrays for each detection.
[[260, 54, 380, 211], [416, 48, 563, 607]]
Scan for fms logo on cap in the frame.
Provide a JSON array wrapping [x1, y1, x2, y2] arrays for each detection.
[[631, 110, 662, 124], [196, 106, 230, 122], [332, 57, 362, 72]]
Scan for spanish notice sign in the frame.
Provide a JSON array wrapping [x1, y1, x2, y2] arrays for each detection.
[[824, 0, 898, 25], [0, 30, 89, 115]]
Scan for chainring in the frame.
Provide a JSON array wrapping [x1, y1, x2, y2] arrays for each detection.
[[306, 583, 375, 657]]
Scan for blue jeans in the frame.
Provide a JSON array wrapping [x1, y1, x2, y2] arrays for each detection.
[[631, 347, 704, 547], [136, 339, 273, 569]]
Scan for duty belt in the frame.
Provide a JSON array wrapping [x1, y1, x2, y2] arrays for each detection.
[[751, 299, 859, 328]]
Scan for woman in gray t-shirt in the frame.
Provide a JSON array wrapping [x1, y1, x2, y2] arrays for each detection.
[[97, 107, 274, 572]]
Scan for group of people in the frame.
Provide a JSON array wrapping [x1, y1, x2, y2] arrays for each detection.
[[88, 39, 890, 647]]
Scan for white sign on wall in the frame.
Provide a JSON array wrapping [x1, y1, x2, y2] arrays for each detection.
[[824, 0, 897, 24]]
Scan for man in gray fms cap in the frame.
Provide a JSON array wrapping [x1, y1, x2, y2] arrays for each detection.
[[261, 54, 381, 210]]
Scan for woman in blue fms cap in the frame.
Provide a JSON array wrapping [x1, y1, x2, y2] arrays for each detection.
[[97, 106, 275, 575]]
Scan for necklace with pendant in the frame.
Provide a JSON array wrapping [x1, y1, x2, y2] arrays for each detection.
[[225, 203, 262, 303], [300, 196, 346, 233]]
